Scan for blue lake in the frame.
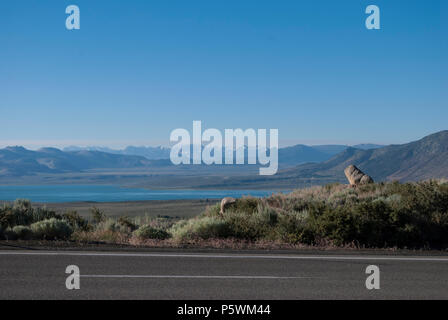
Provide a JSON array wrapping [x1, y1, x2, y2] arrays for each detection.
[[0, 185, 281, 203]]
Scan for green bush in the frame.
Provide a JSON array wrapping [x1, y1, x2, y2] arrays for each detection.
[[90, 207, 106, 224], [12, 225, 34, 240], [10, 199, 34, 226], [117, 216, 137, 232], [31, 208, 61, 223], [221, 212, 261, 240], [62, 211, 90, 231], [134, 225, 170, 240], [275, 210, 314, 244], [0, 226, 14, 240], [222, 205, 278, 240], [31, 218, 73, 240], [96, 219, 117, 232], [233, 197, 260, 214], [308, 204, 357, 246], [202, 203, 221, 217], [0, 204, 28, 228], [170, 217, 231, 241], [96, 217, 136, 234], [2, 228, 18, 240], [0, 200, 60, 229]]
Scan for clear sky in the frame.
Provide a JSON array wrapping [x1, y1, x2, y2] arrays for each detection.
[[1, 0, 447, 148]]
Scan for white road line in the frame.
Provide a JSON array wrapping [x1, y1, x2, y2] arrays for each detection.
[[81, 275, 313, 279], [1, 251, 448, 262]]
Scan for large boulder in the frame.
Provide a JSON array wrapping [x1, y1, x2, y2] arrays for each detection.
[[344, 165, 374, 186], [220, 197, 236, 214]]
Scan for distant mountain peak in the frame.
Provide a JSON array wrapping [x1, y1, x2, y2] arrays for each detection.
[[5, 146, 28, 152]]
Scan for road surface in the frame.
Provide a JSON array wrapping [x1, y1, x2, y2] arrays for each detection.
[[0, 250, 447, 299]]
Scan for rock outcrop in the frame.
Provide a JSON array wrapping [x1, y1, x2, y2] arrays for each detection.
[[220, 197, 236, 214], [344, 165, 374, 186]]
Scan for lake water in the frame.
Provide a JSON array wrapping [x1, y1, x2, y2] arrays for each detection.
[[0, 185, 279, 203]]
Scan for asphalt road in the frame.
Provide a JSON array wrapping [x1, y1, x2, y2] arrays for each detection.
[[0, 250, 447, 299]]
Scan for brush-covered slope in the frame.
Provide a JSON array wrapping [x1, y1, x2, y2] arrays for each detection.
[[283, 130, 448, 182]]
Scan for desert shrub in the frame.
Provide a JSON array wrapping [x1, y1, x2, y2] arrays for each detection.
[[31, 207, 61, 223], [0, 202, 33, 228], [254, 204, 278, 225], [31, 218, 73, 240], [0, 201, 61, 229], [96, 219, 116, 232], [233, 197, 260, 214], [13, 199, 32, 211], [324, 182, 342, 192], [220, 204, 278, 240], [0, 206, 14, 229], [132, 215, 178, 230], [275, 210, 314, 244], [2, 228, 18, 240], [307, 204, 357, 246], [62, 211, 90, 231], [203, 197, 260, 217], [327, 188, 358, 206], [133, 225, 170, 240], [12, 225, 34, 240], [0, 226, 17, 240], [117, 216, 137, 232], [151, 216, 177, 229], [90, 207, 106, 224], [222, 212, 261, 240], [351, 200, 396, 247], [96, 218, 134, 234], [202, 203, 221, 217], [11, 199, 34, 226], [170, 217, 231, 241]]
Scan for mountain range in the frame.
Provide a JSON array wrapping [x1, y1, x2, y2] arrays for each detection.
[[0, 131, 446, 187], [0, 143, 383, 177], [0, 147, 170, 177], [63, 145, 171, 160], [61, 143, 382, 165]]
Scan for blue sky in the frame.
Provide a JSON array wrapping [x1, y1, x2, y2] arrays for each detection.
[[1, 0, 447, 148]]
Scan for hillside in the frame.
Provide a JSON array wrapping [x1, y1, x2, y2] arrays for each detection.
[[280, 130, 448, 183], [188, 130, 448, 189], [277, 144, 340, 167]]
